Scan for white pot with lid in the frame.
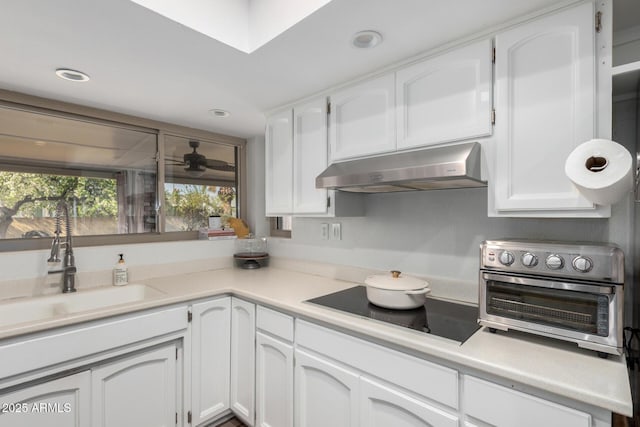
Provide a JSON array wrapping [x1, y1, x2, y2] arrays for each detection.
[[364, 270, 431, 310]]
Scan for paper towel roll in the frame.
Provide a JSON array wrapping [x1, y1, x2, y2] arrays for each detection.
[[564, 139, 634, 205]]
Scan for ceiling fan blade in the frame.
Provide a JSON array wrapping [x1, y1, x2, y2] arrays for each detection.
[[204, 158, 235, 172], [165, 158, 185, 165]]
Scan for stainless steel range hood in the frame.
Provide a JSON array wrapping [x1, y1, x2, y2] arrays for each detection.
[[316, 142, 486, 193]]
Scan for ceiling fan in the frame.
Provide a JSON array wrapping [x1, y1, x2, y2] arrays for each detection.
[[168, 140, 236, 176]]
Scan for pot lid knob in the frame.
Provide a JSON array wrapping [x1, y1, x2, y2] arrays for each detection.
[[391, 270, 401, 278]]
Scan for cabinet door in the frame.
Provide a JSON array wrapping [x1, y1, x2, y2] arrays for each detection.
[[293, 98, 329, 214], [464, 376, 591, 427], [329, 74, 396, 162], [493, 2, 597, 213], [0, 371, 90, 427], [359, 377, 458, 427], [91, 344, 177, 427], [231, 298, 256, 426], [191, 297, 231, 425], [256, 332, 293, 427], [295, 349, 359, 427], [396, 39, 493, 150], [265, 110, 293, 215]]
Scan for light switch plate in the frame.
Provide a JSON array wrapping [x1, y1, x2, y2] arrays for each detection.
[[320, 223, 329, 240], [331, 223, 341, 240]]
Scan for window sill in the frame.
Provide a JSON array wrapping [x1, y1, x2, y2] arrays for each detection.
[[0, 232, 201, 253]]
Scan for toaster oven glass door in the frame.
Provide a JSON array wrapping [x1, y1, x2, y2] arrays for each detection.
[[482, 273, 611, 336]]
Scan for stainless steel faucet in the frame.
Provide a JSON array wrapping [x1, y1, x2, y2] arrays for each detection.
[[47, 200, 77, 293]]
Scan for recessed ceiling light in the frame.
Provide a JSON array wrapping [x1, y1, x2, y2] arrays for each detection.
[[351, 31, 383, 49], [209, 109, 230, 118], [55, 68, 90, 82]]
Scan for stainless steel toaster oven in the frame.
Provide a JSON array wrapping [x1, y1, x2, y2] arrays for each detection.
[[479, 240, 624, 357]]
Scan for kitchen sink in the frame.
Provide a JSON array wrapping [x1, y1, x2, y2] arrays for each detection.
[[0, 284, 165, 328]]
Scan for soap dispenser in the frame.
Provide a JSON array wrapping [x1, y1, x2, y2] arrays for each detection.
[[113, 253, 129, 286]]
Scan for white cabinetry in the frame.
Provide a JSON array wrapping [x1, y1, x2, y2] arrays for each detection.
[[0, 371, 91, 427], [265, 110, 293, 215], [295, 349, 359, 427], [256, 333, 293, 427], [360, 376, 458, 427], [190, 297, 231, 426], [265, 99, 363, 217], [230, 298, 256, 426], [396, 39, 493, 150], [464, 376, 592, 427], [329, 74, 396, 162], [256, 306, 294, 427], [295, 320, 460, 427], [91, 344, 178, 427], [293, 98, 329, 214], [491, 2, 608, 217]]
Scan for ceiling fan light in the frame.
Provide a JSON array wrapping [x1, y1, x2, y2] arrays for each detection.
[[184, 162, 206, 177]]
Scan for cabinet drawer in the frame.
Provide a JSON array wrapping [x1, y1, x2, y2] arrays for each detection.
[[0, 306, 187, 380], [464, 375, 591, 427], [296, 320, 458, 408], [257, 305, 294, 342]]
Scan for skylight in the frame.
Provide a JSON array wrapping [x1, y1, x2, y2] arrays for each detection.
[[129, 0, 333, 53]]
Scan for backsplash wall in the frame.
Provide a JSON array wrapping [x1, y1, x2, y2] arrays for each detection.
[[268, 187, 612, 287]]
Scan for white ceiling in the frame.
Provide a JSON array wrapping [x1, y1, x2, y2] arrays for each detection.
[[0, 0, 626, 140]]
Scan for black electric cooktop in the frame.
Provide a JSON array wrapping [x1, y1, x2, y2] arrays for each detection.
[[307, 286, 480, 344]]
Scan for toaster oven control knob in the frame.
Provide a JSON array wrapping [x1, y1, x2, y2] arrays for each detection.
[[499, 251, 515, 266], [545, 254, 564, 270], [572, 256, 593, 273], [521, 252, 538, 267]]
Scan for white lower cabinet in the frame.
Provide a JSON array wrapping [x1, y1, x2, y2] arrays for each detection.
[[295, 349, 359, 427], [190, 297, 231, 426], [230, 298, 256, 426], [256, 332, 293, 427], [91, 344, 178, 427], [463, 375, 592, 427], [0, 370, 91, 427], [360, 376, 459, 427]]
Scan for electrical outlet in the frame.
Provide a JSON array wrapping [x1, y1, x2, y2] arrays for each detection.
[[320, 223, 329, 240], [331, 223, 341, 240]]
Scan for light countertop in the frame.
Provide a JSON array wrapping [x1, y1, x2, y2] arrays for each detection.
[[0, 265, 633, 417]]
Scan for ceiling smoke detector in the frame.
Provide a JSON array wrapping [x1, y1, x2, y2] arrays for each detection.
[[351, 31, 383, 49], [55, 68, 90, 82]]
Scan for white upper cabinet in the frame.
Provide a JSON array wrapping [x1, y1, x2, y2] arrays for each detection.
[[265, 110, 294, 215], [396, 39, 493, 150], [492, 2, 607, 216], [329, 74, 396, 162], [265, 99, 363, 217], [293, 98, 329, 214]]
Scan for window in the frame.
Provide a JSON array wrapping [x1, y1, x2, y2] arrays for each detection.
[[0, 102, 243, 246], [163, 135, 238, 231], [270, 216, 292, 238], [0, 106, 157, 240]]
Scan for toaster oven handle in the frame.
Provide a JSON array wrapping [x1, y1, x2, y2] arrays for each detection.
[[482, 272, 615, 294]]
